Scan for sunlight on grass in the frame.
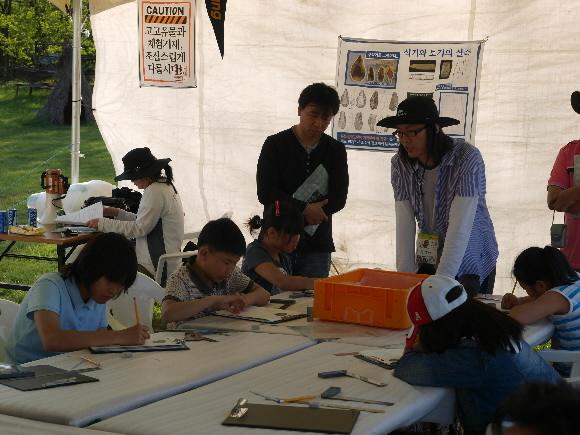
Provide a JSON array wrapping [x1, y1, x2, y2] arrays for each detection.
[[0, 83, 115, 299]]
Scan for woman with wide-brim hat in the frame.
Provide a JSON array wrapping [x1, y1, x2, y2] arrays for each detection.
[[87, 147, 184, 283], [378, 96, 498, 295]]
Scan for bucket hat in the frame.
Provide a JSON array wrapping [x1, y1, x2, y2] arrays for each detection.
[[114, 147, 171, 182], [377, 96, 460, 128]]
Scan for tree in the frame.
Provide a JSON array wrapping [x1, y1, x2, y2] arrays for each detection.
[[0, 0, 94, 81], [37, 42, 94, 123]]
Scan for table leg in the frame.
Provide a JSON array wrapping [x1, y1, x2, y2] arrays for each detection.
[[0, 282, 31, 291], [0, 241, 16, 262]]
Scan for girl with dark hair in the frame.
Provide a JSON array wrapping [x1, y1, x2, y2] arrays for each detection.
[[379, 96, 498, 295], [394, 275, 559, 435], [242, 200, 318, 294], [6, 233, 150, 364], [502, 246, 580, 352], [87, 147, 184, 284]]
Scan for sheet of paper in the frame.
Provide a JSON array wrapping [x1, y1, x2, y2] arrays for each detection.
[[143, 331, 185, 346], [55, 202, 103, 225]]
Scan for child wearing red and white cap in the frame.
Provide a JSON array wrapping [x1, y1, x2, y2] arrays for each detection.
[[394, 275, 559, 435]]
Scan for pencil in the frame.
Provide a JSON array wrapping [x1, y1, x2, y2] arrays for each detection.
[[81, 355, 101, 368], [283, 395, 318, 403], [511, 281, 517, 294], [133, 297, 141, 325]]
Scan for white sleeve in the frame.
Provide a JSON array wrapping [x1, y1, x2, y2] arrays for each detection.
[[97, 187, 163, 239], [116, 209, 137, 221], [436, 196, 478, 278], [395, 200, 417, 273]]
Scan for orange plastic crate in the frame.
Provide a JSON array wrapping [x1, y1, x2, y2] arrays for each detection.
[[313, 269, 428, 329]]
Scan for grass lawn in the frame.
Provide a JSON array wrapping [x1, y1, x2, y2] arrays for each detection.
[[0, 83, 116, 302]]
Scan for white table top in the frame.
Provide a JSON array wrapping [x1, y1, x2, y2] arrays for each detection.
[[90, 342, 455, 435], [0, 414, 121, 435], [177, 292, 417, 347], [175, 294, 554, 348], [0, 332, 315, 427]]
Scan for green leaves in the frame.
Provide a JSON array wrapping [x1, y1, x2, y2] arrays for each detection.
[[0, 0, 94, 75]]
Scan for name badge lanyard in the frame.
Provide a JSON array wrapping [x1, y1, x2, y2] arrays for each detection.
[[414, 165, 439, 266]]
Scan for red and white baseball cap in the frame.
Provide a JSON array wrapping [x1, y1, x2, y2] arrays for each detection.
[[405, 275, 468, 349]]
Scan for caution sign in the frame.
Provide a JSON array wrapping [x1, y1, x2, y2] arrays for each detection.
[[139, 0, 196, 88]]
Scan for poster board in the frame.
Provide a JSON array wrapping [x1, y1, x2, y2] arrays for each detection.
[[138, 0, 196, 87], [333, 37, 485, 151]]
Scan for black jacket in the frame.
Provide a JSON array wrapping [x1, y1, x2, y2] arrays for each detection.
[[256, 128, 349, 253]]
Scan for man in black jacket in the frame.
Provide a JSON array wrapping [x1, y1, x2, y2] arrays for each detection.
[[256, 83, 349, 278]]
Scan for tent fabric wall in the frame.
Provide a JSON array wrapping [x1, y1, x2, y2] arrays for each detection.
[[83, 0, 580, 294]]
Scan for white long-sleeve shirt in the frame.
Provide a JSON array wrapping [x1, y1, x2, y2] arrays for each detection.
[[98, 182, 184, 280]]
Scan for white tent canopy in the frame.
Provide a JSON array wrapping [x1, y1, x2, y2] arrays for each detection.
[[49, 0, 580, 292]]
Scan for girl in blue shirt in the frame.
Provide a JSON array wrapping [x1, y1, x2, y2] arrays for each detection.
[[503, 246, 580, 351], [242, 199, 317, 294], [7, 232, 150, 364]]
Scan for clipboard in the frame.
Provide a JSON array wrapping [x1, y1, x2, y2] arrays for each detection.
[[0, 365, 98, 391], [222, 401, 359, 434], [90, 341, 189, 354], [214, 306, 307, 324], [90, 333, 189, 353]]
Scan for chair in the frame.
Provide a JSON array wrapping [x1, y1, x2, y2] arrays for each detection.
[[154, 211, 233, 284], [107, 272, 164, 330], [538, 349, 580, 379], [155, 249, 196, 285], [0, 299, 19, 362]]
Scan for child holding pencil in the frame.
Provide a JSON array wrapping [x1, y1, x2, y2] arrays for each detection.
[[162, 218, 270, 324], [502, 246, 580, 353], [6, 233, 150, 364]]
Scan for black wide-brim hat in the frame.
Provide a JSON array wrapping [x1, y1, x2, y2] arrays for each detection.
[[377, 95, 460, 129], [572, 91, 580, 115], [115, 147, 171, 181]]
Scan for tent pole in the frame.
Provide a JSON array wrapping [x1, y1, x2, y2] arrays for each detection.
[[70, 0, 82, 184]]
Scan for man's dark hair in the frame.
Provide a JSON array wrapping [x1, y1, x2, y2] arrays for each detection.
[[491, 382, 580, 435], [419, 298, 523, 354], [197, 217, 246, 256], [62, 232, 137, 292], [298, 82, 340, 116]]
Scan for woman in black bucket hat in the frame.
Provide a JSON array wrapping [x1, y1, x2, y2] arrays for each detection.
[[87, 147, 184, 284], [379, 96, 498, 296]]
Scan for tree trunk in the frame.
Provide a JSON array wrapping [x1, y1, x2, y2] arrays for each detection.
[[0, 0, 13, 80], [37, 43, 94, 124]]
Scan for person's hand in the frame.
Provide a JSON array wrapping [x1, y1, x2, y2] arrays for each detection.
[[216, 294, 247, 314], [552, 186, 580, 213], [501, 293, 519, 310], [103, 206, 121, 218], [303, 199, 329, 225], [86, 219, 100, 229], [118, 324, 150, 345]]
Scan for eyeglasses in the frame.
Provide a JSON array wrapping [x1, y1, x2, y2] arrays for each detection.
[[392, 126, 426, 138]]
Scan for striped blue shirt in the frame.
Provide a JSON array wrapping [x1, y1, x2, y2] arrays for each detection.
[[391, 138, 498, 279], [550, 280, 580, 350]]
